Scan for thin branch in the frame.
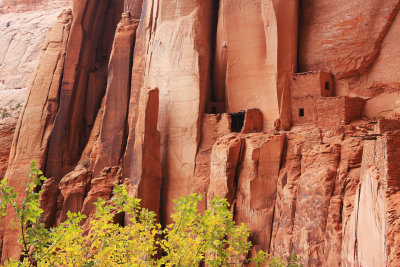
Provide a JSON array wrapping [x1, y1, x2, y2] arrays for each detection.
[[20, 214, 35, 266]]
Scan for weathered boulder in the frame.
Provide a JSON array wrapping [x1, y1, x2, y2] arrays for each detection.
[[58, 166, 91, 222], [39, 177, 61, 228], [81, 167, 122, 218]]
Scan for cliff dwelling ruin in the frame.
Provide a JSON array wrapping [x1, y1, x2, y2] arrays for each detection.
[[1, 0, 400, 266]]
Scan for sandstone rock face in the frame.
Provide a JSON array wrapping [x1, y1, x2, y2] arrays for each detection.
[[0, 0, 70, 13], [191, 114, 231, 211], [92, 13, 139, 177], [3, 0, 400, 266], [1, 10, 72, 261], [81, 167, 122, 220], [0, 2, 71, 108], [235, 134, 285, 253], [300, 0, 400, 79], [340, 122, 400, 266], [130, 87, 161, 215], [214, 0, 298, 129], [46, 0, 124, 180], [0, 112, 18, 179], [299, 0, 400, 118], [58, 166, 91, 222], [123, 0, 216, 223], [207, 134, 243, 206], [270, 126, 365, 266]]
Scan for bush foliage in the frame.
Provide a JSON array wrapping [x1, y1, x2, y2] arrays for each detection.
[[0, 162, 303, 267]]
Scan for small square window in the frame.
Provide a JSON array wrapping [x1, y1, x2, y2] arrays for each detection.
[[299, 108, 305, 117]]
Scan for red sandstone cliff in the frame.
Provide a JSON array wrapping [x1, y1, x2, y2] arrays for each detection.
[[1, 0, 400, 266], [0, 0, 72, 183], [0, 0, 71, 104]]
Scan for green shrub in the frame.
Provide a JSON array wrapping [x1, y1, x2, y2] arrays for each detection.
[[0, 108, 9, 119], [372, 114, 385, 121], [0, 161, 303, 267], [79, 157, 90, 167]]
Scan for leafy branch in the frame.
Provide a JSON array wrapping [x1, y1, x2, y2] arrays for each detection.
[[0, 162, 303, 267]]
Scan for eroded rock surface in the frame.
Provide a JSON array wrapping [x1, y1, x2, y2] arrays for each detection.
[[300, 0, 400, 118], [214, 0, 298, 129], [0, 111, 18, 179], [1, 9, 72, 261], [0, 0, 70, 13], [129, 87, 162, 215], [92, 13, 139, 177], [0, 2, 71, 107], [3, 0, 400, 266]]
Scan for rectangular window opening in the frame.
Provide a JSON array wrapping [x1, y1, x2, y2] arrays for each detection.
[[325, 81, 330, 91], [299, 108, 305, 117]]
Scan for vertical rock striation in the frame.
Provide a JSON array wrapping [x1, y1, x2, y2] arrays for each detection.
[[214, 0, 298, 129], [0, 10, 72, 261], [130, 87, 161, 215], [92, 13, 139, 177], [46, 0, 124, 180], [3, 0, 400, 265], [207, 134, 243, 206], [122, 0, 215, 223]]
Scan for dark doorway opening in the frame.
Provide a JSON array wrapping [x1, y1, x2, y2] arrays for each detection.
[[299, 108, 305, 117], [230, 111, 245, 132]]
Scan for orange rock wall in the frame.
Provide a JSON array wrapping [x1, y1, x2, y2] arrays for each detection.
[[3, 0, 400, 266], [342, 121, 400, 266], [214, 0, 298, 129], [271, 126, 368, 266], [0, 115, 18, 179], [191, 114, 232, 211], [235, 134, 285, 253], [130, 87, 162, 215], [46, 0, 124, 180], [299, 0, 400, 119], [92, 14, 138, 177], [1, 10, 72, 261], [129, 0, 215, 222], [207, 134, 243, 206], [0, 0, 71, 108]]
